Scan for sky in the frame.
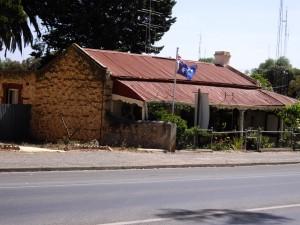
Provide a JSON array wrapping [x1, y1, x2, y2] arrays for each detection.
[[1, 0, 299, 72], [157, 0, 300, 72]]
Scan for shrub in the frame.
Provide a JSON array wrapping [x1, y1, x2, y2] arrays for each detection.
[[155, 110, 188, 149], [211, 136, 232, 151], [278, 102, 300, 129], [231, 137, 243, 150]]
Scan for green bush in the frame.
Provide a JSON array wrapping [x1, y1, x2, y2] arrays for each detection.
[[155, 110, 188, 149], [180, 127, 211, 149], [211, 136, 232, 151], [278, 102, 300, 129], [231, 137, 243, 150], [260, 135, 274, 148]]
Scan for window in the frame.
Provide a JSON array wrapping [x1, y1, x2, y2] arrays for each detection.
[[6, 89, 19, 104], [2, 84, 22, 104]]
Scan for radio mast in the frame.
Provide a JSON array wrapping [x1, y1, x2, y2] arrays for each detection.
[[138, 0, 164, 54], [283, 8, 289, 56], [276, 0, 289, 58], [198, 34, 202, 60]]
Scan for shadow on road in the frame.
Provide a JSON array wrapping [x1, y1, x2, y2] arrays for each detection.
[[156, 209, 291, 224]]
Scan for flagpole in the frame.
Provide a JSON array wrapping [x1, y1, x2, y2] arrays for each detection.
[[172, 47, 179, 115]]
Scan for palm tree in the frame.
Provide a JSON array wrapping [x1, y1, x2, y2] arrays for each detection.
[[0, 0, 39, 55]]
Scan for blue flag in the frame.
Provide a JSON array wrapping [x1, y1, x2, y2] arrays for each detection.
[[177, 60, 197, 80]]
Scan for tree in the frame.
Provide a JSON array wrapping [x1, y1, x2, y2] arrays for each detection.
[[0, 0, 39, 55], [278, 102, 300, 129], [1, 0, 176, 57], [199, 57, 214, 63], [251, 57, 294, 96], [29, 0, 176, 57], [250, 73, 273, 91], [0, 57, 40, 71], [288, 68, 300, 98]]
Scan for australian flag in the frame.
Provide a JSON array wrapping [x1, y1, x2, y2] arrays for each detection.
[[177, 56, 197, 80]]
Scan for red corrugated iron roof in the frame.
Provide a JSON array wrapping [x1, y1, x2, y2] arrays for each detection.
[[83, 48, 257, 88], [113, 80, 297, 109]]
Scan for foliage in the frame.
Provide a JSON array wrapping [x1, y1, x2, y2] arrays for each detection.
[[148, 102, 194, 126], [260, 135, 273, 148], [211, 135, 244, 151], [211, 136, 232, 151], [28, 0, 176, 58], [155, 109, 187, 148], [1, 0, 176, 58], [277, 102, 300, 129], [0, 57, 40, 71], [199, 57, 214, 63], [231, 137, 243, 150], [0, 0, 39, 54], [288, 75, 300, 98], [251, 57, 295, 96], [150, 106, 198, 149], [255, 58, 275, 73], [250, 73, 273, 91], [180, 127, 212, 149], [287, 68, 300, 98]]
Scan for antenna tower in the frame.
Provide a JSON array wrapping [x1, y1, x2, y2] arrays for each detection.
[[276, 0, 289, 58], [138, 0, 164, 54], [198, 34, 202, 60], [283, 8, 289, 56]]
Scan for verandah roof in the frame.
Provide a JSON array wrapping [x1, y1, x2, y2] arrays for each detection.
[[113, 80, 298, 110]]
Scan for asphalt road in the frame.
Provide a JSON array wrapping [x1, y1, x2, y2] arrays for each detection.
[[1, 165, 300, 225]]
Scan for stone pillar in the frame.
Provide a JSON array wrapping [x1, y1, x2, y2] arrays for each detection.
[[279, 117, 284, 140], [279, 118, 284, 132], [239, 110, 245, 137], [145, 102, 149, 120], [142, 105, 145, 121]]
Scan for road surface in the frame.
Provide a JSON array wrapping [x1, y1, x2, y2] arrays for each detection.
[[1, 165, 300, 224]]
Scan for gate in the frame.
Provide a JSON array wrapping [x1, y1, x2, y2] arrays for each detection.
[[0, 104, 31, 141]]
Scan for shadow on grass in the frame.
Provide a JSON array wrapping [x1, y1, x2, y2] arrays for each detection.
[[156, 209, 291, 224]]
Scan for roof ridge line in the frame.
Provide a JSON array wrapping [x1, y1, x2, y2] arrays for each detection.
[[83, 47, 217, 64], [73, 44, 108, 70], [226, 65, 258, 86]]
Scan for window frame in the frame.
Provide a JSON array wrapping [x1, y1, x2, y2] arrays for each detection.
[[2, 83, 23, 104]]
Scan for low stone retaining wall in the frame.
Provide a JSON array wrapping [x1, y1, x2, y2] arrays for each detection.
[[102, 121, 176, 151]]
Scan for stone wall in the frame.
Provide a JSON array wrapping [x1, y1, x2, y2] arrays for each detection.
[[0, 71, 36, 105], [102, 121, 177, 151], [31, 46, 110, 142]]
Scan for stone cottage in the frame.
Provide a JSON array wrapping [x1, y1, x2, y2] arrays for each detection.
[[0, 44, 297, 148]]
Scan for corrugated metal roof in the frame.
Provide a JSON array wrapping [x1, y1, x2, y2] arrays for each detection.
[[83, 48, 257, 88], [114, 80, 297, 109]]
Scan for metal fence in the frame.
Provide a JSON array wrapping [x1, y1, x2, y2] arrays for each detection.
[[0, 104, 31, 141], [192, 128, 300, 151]]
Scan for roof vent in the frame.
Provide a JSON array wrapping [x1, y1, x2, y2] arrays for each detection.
[[214, 51, 231, 67]]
